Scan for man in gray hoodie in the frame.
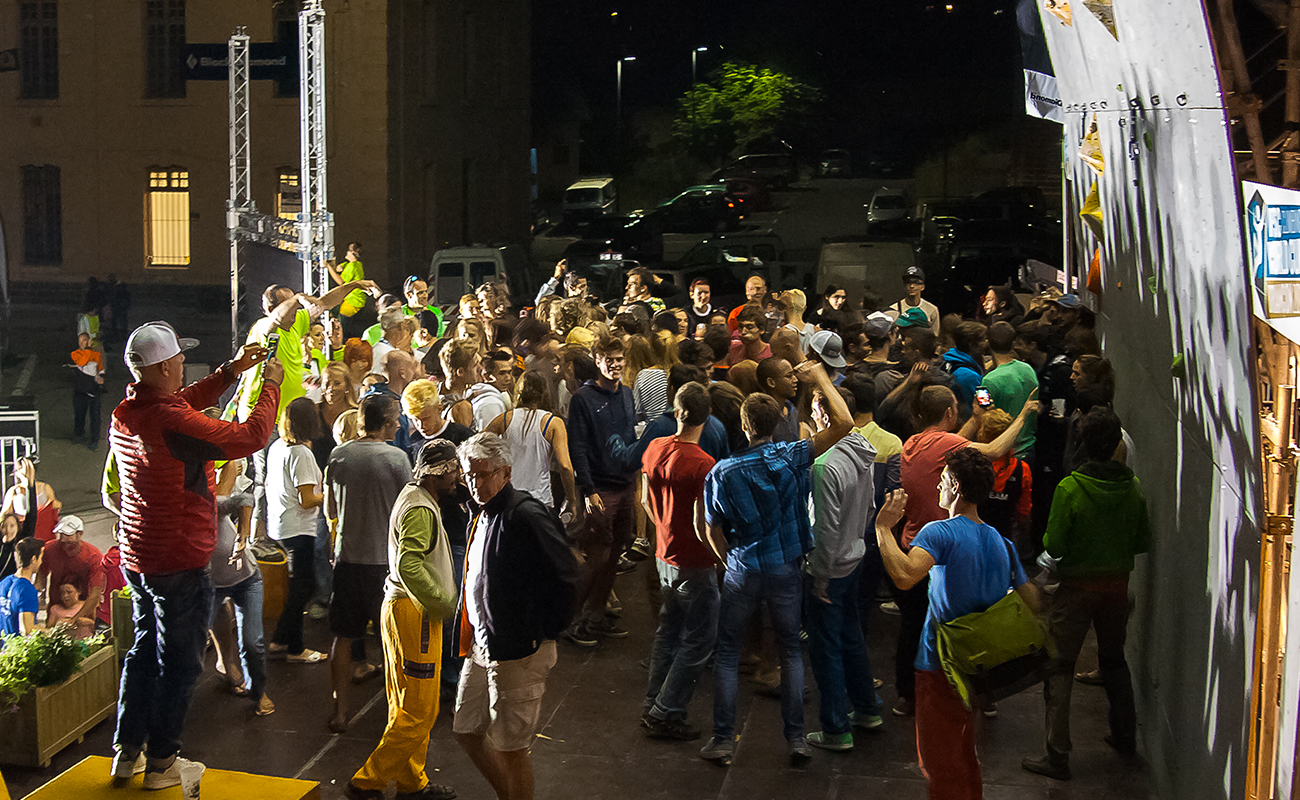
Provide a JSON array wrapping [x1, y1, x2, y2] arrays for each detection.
[[804, 385, 884, 751]]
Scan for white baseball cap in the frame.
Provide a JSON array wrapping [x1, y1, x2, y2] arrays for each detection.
[[124, 321, 198, 370], [53, 515, 84, 536]]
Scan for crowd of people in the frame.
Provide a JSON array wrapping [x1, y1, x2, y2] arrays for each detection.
[[0, 255, 1152, 800]]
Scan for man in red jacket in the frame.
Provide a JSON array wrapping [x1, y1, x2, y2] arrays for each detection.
[[109, 322, 281, 790]]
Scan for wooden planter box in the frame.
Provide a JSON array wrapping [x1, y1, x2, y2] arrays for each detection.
[[0, 645, 118, 768]]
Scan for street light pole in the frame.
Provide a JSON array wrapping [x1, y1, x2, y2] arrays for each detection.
[[616, 56, 635, 168], [692, 46, 707, 83]]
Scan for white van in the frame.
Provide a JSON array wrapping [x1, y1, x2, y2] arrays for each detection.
[[427, 245, 531, 309], [562, 176, 617, 220], [817, 241, 916, 303]]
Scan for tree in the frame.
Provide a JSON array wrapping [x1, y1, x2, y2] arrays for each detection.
[[671, 62, 822, 166]]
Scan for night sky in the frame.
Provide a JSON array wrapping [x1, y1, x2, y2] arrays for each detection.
[[532, 0, 1025, 161]]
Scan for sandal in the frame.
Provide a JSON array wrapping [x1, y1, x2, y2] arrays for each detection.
[[286, 648, 326, 664], [352, 663, 380, 684]]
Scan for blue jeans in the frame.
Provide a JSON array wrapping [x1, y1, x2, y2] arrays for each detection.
[[115, 567, 215, 760], [712, 558, 804, 742], [213, 572, 267, 699], [646, 561, 720, 722], [805, 562, 880, 735]]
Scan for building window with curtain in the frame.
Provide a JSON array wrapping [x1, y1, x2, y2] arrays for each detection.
[[21, 165, 61, 266], [19, 1, 58, 99], [144, 0, 185, 99], [145, 169, 190, 267]]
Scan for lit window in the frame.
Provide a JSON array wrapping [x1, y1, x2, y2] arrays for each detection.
[[276, 170, 302, 220], [145, 169, 190, 267]]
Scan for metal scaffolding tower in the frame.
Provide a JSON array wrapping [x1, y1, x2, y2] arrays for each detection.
[[226, 0, 334, 348]]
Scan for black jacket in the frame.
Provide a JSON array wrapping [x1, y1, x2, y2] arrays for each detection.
[[458, 484, 580, 662]]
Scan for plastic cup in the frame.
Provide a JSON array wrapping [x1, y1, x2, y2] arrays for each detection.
[[178, 761, 205, 799], [1051, 398, 1066, 418]]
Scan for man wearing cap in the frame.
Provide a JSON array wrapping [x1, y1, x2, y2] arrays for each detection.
[[686, 278, 713, 339], [110, 322, 281, 788], [454, 432, 580, 800], [850, 312, 897, 380], [887, 268, 940, 336], [36, 515, 105, 630], [346, 441, 461, 800], [808, 330, 848, 386]]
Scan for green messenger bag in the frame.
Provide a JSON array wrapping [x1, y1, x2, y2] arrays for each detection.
[[934, 538, 1055, 710]]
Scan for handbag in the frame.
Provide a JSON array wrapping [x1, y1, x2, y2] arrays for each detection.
[[935, 537, 1054, 710]]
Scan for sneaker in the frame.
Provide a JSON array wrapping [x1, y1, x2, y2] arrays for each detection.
[[849, 711, 884, 731], [699, 735, 734, 765], [788, 737, 813, 766], [395, 783, 458, 800], [892, 697, 914, 717], [308, 602, 329, 620], [110, 748, 145, 778], [1022, 756, 1072, 781], [645, 715, 702, 741], [143, 756, 203, 790], [605, 597, 623, 617], [630, 538, 652, 558], [616, 555, 638, 574], [344, 782, 386, 800], [981, 702, 998, 719], [806, 731, 853, 752], [587, 617, 629, 638], [563, 622, 598, 647], [880, 600, 901, 615]]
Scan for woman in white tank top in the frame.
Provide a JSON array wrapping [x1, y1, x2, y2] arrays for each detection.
[[485, 370, 577, 517]]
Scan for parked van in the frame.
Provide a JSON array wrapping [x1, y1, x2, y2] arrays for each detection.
[[817, 241, 916, 305], [562, 176, 617, 220], [428, 245, 533, 310]]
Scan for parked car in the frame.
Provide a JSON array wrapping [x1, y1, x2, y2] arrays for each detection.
[[866, 187, 912, 234], [559, 214, 665, 272], [714, 153, 799, 190], [428, 245, 533, 309], [562, 176, 617, 220], [724, 176, 773, 212], [927, 241, 1059, 316], [818, 149, 852, 178], [649, 185, 743, 234]]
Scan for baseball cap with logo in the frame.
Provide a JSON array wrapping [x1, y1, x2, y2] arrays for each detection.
[[53, 514, 85, 536], [1052, 293, 1083, 309], [809, 330, 848, 369], [895, 307, 931, 328], [124, 321, 198, 371], [902, 266, 926, 284], [863, 311, 894, 339]]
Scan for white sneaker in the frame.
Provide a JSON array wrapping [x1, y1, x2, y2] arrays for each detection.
[[110, 749, 145, 778], [143, 756, 204, 790]]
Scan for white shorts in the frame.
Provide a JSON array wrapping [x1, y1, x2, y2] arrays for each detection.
[[452, 639, 557, 752]]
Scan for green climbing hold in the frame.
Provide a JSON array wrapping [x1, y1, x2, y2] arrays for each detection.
[[1170, 354, 1186, 379]]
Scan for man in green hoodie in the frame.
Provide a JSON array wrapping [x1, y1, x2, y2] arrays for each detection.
[[1023, 407, 1149, 781]]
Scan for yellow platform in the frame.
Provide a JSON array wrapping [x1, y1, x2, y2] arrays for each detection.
[[25, 756, 319, 799]]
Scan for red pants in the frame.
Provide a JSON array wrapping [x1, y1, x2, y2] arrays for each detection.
[[915, 669, 981, 800]]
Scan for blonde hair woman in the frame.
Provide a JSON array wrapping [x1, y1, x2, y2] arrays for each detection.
[[401, 378, 474, 462], [332, 408, 362, 445], [780, 289, 814, 354]]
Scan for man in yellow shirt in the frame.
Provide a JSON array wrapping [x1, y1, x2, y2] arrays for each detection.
[[329, 241, 370, 340]]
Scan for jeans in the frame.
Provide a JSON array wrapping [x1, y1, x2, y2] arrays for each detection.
[[115, 567, 214, 760], [441, 544, 467, 697], [805, 562, 880, 735], [73, 391, 101, 442], [713, 558, 804, 742], [272, 535, 317, 654], [1043, 583, 1136, 761], [894, 574, 930, 701], [213, 572, 267, 699], [646, 561, 720, 722]]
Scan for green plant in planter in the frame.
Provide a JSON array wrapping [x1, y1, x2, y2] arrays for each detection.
[[0, 628, 107, 709]]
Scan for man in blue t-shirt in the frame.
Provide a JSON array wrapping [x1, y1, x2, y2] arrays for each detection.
[[0, 538, 45, 637], [873, 447, 1034, 800]]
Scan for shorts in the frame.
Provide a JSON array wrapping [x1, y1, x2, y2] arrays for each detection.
[[452, 639, 558, 752], [577, 484, 636, 551], [329, 561, 388, 639]]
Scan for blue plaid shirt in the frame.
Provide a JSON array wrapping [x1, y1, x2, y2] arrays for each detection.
[[704, 439, 815, 572]]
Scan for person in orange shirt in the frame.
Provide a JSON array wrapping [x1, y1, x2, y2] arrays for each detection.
[[68, 331, 106, 450]]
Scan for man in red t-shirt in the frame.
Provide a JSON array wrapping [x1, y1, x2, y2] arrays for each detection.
[[37, 515, 106, 630], [640, 381, 719, 741], [891, 382, 1037, 716]]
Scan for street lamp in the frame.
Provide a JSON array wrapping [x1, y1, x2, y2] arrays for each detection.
[[692, 46, 708, 83], [616, 56, 636, 167]]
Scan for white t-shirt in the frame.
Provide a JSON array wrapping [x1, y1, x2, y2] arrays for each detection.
[[465, 511, 490, 653], [266, 439, 322, 541]]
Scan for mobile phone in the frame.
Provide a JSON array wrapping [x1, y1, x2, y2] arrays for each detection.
[[975, 386, 993, 409], [265, 332, 281, 357]]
